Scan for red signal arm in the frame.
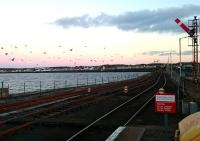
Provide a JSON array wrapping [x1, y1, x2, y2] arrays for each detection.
[[175, 18, 194, 36]]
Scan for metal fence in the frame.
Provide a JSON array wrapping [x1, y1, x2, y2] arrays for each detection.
[[0, 73, 143, 97]]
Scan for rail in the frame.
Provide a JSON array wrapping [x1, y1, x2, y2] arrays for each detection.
[[65, 72, 163, 141], [124, 74, 167, 126]]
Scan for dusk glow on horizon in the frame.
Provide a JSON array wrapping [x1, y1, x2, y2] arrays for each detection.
[[0, 0, 199, 68]]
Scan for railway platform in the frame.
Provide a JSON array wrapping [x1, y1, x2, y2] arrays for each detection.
[[106, 126, 175, 141]]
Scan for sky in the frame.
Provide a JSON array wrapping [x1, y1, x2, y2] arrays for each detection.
[[0, 0, 200, 68]]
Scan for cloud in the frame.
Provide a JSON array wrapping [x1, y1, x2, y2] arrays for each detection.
[[182, 50, 192, 55], [54, 4, 200, 33], [142, 50, 177, 56]]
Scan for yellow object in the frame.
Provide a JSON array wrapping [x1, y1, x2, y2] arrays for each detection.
[[179, 112, 200, 141]]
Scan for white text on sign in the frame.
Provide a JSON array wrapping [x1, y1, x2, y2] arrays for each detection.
[[155, 95, 175, 102]]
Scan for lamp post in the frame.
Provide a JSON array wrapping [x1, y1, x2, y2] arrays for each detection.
[[178, 36, 188, 113], [170, 52, 172, 78], [179, 36, 188, 78]]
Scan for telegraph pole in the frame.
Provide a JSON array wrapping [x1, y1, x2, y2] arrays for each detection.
[[190, 16, 199, 80]]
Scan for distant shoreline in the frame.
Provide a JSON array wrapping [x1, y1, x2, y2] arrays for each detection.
[[0, 68, 155, 74]]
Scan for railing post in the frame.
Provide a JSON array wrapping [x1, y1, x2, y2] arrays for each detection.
[[65, 80, 67, 88], [77, 78, 78, 87], [24, 82, 26, 94], [40, 81, 42, 94], [86, 77, 88, 86], [1, 82, 3, 98], [94, 78, 96, 85], [8, 84, 9, 95], [54, 80, 56, 91]]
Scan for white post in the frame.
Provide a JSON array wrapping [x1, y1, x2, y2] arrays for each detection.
[[170, 52, 172, 78], [179, 36, 188, 79], [179, 38, 182, 78], [178, 36, 188, 112]]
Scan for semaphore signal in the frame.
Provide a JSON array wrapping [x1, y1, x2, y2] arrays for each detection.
[[175, 18, 194, 37], [175, 16, 199, 80]]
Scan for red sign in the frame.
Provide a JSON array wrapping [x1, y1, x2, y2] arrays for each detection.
[[155, 92, 176, 113]]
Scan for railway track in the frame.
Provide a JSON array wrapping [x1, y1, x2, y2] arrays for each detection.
[[65, 72, 166, 141], [0, 72, 158, 140]]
